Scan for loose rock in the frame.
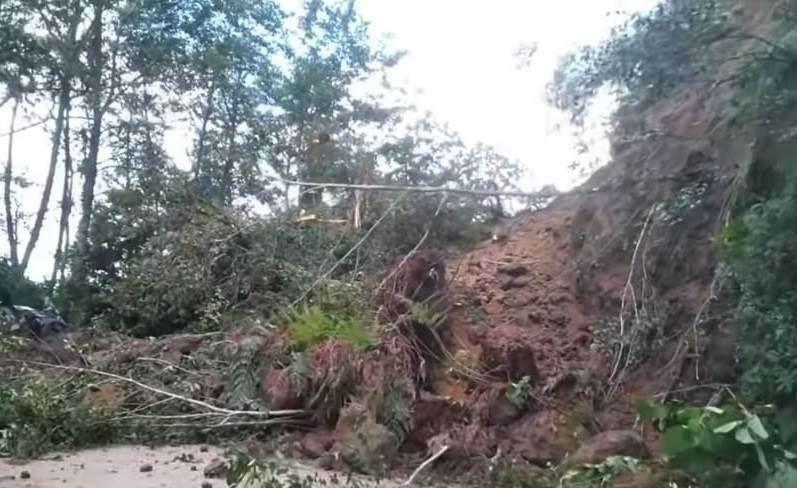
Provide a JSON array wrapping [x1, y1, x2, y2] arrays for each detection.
[[19, 471, 31, 480], [500, 276, 531, 290], [139, 464, 153, 473], [497, 263, 530, 277], [203, 459, 228, 479]]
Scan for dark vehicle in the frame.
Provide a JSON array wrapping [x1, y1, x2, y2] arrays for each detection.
[[0, 292, 68, 339]]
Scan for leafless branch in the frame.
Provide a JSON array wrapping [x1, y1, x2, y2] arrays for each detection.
[[17, 360, 305, 419]]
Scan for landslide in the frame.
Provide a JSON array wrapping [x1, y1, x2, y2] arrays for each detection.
[[428, 0, 785, 466], [3, 0, 785, 481]]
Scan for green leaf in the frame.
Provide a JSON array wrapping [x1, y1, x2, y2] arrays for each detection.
[[635, 399, 669, 424], [748, 415, 771, 441], [676, 406, 704, 425], [662, 426, 695, 456], [736, 427, 757, 445], [756, 443, 773, 473], [705, 406, 725, 415], [714, 420, 744, 434]]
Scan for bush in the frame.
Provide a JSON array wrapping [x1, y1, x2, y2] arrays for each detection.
[[636, 398, 797, 487], [725, 193, 797, 404], [549, 0, 731, 122], [102, 205, 357, 336], [0, 258, 44, 308], [0, 377, 116, 458]]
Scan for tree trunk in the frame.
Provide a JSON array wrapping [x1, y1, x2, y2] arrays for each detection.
[[222, 114, 239, 205], [75, 0, 105, 271], [4, 98, 19, 268], [193, 79, 216, 183], [20, 82, 69, 272], [50, 105, 73, 290], [222, 133, 236, 205]]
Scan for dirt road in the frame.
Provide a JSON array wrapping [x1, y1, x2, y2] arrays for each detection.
[[0, 445, 416, 488]]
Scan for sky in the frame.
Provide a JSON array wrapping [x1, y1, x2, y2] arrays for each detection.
[[0, 0, 658, 281]]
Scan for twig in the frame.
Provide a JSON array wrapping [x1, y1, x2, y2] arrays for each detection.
[[17, 360, 305, 418], [134, 357, 205, 377], [652, 382, 731, 399], [131, 419, 306, 429], [689, 273, 721, 383], [401, 445, 449, 486], [0, 112, 53, 138], [607, 205, 657, 397]]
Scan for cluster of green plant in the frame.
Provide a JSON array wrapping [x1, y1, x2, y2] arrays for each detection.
[[722, 194, 797, 404], [560, 456, 643, 488], [287, 305, 376, 350], [506, 375, 533, 411], [636, 398, 797, 487], [489, 455, 644, 488], [0, 377, 116, 458], [0, 258, 44, 308], [226, 451, 367, 488], [377, 382, 413, 445], [549, 0, 732, 123]]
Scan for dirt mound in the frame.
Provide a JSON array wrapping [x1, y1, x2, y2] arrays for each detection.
[[414, 55, 753, 466]]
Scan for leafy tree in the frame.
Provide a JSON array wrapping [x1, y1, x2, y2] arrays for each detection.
[[549, 0, 732, 124]]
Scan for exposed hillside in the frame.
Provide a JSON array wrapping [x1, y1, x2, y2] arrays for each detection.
[[4, 0, 797, 486]]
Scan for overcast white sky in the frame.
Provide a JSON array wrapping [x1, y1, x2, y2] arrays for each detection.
[[1, 0, 657, 280]]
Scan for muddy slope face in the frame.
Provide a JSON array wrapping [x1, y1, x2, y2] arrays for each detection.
[[424, 0, 786, 463]]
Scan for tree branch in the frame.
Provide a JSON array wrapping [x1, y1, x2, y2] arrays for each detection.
[[280, 179, 574, 199]]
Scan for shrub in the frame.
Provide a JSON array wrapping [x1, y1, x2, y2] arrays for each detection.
[[725, 194, 797, 404], [0, 377, 116, 458], [287, 305, 375, 350], [636, 398, 797, 487]]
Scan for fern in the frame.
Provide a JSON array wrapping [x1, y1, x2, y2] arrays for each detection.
[[286, 351, 310, 390], [380, 383, 413, 444], [287, 305, 375, 349], [223, 343, 263, 410]]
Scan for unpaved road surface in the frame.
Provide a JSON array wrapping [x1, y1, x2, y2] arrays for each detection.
[[0, 445, 416, 488]]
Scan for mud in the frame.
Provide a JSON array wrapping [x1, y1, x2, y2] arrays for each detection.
[[0, 445, 452, 488]]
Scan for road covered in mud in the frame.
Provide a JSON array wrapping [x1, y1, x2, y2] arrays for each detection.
[[0, 445, 434, 488]]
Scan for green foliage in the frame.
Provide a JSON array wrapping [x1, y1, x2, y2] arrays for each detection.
[[0, 258, 44, 308], [287, 305, 375, 349], [378, 382, 413, 444], [506, 375, 532, 411], [226, 451, 367, 488], [550, 0, 732, 122], [223, 341, 267, 411], [724, 194, 797, 403], [636, 399, 797, 487], [560, 456, 642, 488], [0, 378, 115, 458]]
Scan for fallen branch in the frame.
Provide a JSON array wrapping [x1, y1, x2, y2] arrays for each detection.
[[17, 360, 305, 419], [281, 179, 567, 198], [402, 445, 449, 486]]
